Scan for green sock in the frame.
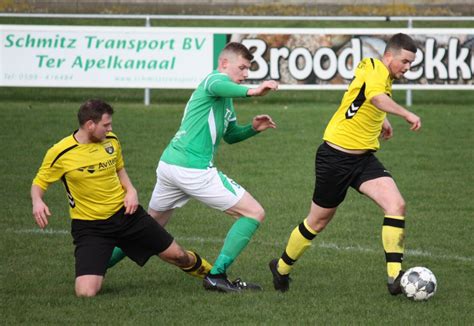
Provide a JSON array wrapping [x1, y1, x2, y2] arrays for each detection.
[[107, 247, 127, 269], [210, 217, 260, 275]]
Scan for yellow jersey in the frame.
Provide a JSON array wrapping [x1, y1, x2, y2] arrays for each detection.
[[33, 131, 125, 221], [323, 58, 393, 151]]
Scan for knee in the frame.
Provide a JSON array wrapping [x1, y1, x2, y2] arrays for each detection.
[[234, 203, 265, 222], [386, 198, 406, 216], [305, 204, 337, 233], [75, 285, 100, 297], [75, 275, 102, 297], [251, 206, 265, 223]]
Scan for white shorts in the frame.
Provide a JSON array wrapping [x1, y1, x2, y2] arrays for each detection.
[[148, 161, 246, 212]]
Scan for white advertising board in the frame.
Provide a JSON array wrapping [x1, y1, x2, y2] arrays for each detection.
[[0, 25, 214, 88], [1, 26, 472, 90]]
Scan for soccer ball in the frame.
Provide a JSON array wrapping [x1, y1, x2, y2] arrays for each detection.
[[400, 267, 437, 301]]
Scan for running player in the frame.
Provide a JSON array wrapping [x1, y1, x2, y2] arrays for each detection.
[[269, 33, 421, 295], [148, 42, 278, 292]]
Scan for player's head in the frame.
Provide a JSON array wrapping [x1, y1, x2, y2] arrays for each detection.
[[78, 99, 114, 142], [218, 42, 253, 84], [383, 33, 417, 80]]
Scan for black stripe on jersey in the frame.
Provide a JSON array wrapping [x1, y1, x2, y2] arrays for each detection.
[[385, 252, 403, 263], [106, 135, 118, 140], [370, 58, 375, 69], [61, 175, 76, 208], [345, 82, 366, 119], [50, 144, 78, 167], [281, 251, 296, 266], [383, 217, 405, 229]]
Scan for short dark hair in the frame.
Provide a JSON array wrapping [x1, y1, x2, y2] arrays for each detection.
[[77, 99, 114, 126], [384, 33, 417, 54], [220, 42, 253, 61]]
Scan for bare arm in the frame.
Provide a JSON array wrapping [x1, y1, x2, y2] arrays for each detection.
[[31, 184, 51, 229], [371, 93, 421, 131], [117, 168, 139, 215], [380, 117, 393, 140]]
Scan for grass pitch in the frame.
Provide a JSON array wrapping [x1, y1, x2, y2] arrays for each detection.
[[0, 88, 473, 324]]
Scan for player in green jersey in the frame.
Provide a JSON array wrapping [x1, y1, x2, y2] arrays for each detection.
[[269, 33, 421, 295], [147, 42, 278, 292], [32, 99, 212, 297]]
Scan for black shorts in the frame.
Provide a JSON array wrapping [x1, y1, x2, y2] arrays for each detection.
[[312, 142, 392, 208], [71, 205, 174, 277]]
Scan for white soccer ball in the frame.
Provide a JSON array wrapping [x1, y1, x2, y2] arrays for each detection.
[[400, 267, 437, 301]]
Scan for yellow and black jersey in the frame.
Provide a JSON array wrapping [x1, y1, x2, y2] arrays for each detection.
[[33, 131, 125, 221], [323, 57, 393, 151]]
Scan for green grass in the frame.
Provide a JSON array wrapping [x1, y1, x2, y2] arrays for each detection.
[[1, 13, 472, 325], [0, 89, 473, 324]]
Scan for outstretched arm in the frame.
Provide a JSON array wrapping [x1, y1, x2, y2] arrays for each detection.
[[117, 168, 138, 215], [209, 79, 279, 98], [371, 93, 421, 131], [31, 184, 51, 229], [247, 80, 279, 97]]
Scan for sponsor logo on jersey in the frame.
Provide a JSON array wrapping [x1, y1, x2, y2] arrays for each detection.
[[104, 142, 114, 154], [99, 158, 117, 170], [67, 193, 75, 208]]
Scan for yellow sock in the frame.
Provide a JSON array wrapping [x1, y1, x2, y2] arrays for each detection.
[[278, 219, 317, 275], [382, 215, 405, 281], [181, 251, 212, 279]]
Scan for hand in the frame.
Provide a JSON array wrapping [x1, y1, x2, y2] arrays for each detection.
[[32, 200, 51, 229], [252, 115, 276, 132], [247, 80, 278, 97], [405, 112, 421, 131], [123, 188, 139, 215], [380, 118, 393, 140]]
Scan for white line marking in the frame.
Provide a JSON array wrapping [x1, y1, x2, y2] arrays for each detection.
[[12, 228, 70, 235], [9, 228, 474, 263]]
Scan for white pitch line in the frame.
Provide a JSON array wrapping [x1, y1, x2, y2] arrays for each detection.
[[13, 228, 70, 235], [9, 228, 474, 263]]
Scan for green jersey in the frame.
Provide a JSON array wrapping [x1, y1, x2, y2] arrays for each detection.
[[161, 70, 258, 169]]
